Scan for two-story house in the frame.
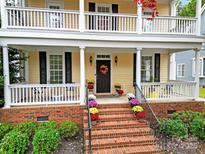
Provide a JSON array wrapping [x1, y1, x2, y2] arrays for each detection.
[[0, 0, 204, 108], [175, 4, 205, 87]]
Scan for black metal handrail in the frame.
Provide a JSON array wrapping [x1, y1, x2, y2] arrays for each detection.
[[134, 83, 168, 151], [85, 86, 92, 154]]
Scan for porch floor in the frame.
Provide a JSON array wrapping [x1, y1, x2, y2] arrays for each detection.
[[96, 95, 127, 104]]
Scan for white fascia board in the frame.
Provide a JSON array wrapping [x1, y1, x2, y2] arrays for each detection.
[[0, 30, 204, 44], [0, 37, 202, 50]]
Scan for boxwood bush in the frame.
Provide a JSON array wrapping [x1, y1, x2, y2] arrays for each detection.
[[159, 119, 188, 139], [32, 128, 60, 154], [14, 122, 37, 137], [58, 121, 79, 139], [0, 130, 29, 154], [0, 123, 13, 140], [37, 121, 57, 131], [191, 118, 205, 140]]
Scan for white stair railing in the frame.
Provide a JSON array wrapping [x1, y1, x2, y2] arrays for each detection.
[[9, 84, 80, 106], [141, 82, 196, 100], [6, 6, 79, 30]]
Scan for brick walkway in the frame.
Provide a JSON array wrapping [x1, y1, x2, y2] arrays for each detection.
[[84, 104, 164, 154]]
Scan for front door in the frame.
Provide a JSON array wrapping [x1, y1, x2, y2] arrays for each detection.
[[96, 60, 111, 93]]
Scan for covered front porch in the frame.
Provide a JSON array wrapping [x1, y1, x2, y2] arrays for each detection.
[[2, 45, 201, 107]]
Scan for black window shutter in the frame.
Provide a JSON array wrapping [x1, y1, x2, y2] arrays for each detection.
[[89, 3, 96, 30], [112, 4, 118, 31], [39, 52, 47, 84], [133, 53, 136, 85], [154, 53, 160, 82], [65, 52, 72, 83]]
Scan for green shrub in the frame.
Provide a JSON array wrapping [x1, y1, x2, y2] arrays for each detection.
[[0, 130, 29, 154], [159, 119, 188, 139], [58, 121, 79, 139], [172, 111, 203, 133], [172, 111, 202, 125], [14, 122, 37, 137], [0, 99, 4, 107], [32, 128, 60, 154], [37, 121, 57, 131], [191, 118, 205, 140], [0, 123, 13, 140]]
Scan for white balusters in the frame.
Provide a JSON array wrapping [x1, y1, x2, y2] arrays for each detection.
[[6, 6, 79, 30], [141, 82, 196, 100], [9, 84, 80, 106]]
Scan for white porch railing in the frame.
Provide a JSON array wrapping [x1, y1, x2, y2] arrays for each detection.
[[9, 84, 80, 106], [141, 82, 196, 100], [142, 16, 197, 35], [85, 12, 137, 32], [6, 7, 79, 30], [4, 6, 197, 35]]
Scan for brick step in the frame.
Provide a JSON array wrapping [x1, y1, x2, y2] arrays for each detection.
[[90, 145, 164, 154], [84, 120, 148, 130], [86, 135, 155, 150], [85, 127, 152, 139], [84, 113, 136, 122], [83, 107, 133, 115], [97, 103, 129, 109]]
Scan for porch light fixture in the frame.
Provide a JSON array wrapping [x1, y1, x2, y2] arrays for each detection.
[[89, 56, 93, 65], [115, 56, 118, 64]]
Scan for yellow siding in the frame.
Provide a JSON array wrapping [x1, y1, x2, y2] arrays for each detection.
[[157, 4, 170, 16], [160, 53, 169, 82], [85, 52, 95, 82], [112, 53, 133, 94], [72, 52, 80, 83], [25, 0, 170, 16], [28, 52, 40, 84]]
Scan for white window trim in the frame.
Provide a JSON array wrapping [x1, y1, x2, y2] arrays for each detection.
[[46, 51, 65, 84], [96, 3, 112, 13], [177, 63, 185, 78], [192, 57, 205, 78], [46, 0, 64, 9], [141, 55, 154, 82]]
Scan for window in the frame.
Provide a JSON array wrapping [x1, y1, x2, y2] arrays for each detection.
[[192, 57, 205, 77], [96, 4, 111, 30], [141, 56, 153, 82], [49, 55, 63, 84], [177, 64, 185, 77]]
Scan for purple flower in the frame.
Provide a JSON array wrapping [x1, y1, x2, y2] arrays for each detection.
[[88, 100, 98, 107], [129, 99, 140, 105]]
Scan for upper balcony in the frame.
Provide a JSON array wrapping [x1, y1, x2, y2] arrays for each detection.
[[0, 0, 201, 36]]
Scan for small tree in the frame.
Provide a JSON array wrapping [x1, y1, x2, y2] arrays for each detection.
[[0, 47, 27, 106], [179, 0, 205, 17]]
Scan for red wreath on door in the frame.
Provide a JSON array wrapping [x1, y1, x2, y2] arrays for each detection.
[[99, 65, 109, 75]]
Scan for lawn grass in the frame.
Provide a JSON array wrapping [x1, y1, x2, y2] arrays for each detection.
[[199, 88, 205, 98]]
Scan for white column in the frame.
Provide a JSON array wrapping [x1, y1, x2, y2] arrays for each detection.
[[196, 0, 202, 36], [79, 0, 85, 32], [194, 49, 200, 99], [170, 0, 177, 16], [137, 1, 142, 34], [2, 46, 11, 108], [80, 46, 85, 105], [0, 0, 7, 29], [169, 53, 176, 80], [136, 48, 141, 89]]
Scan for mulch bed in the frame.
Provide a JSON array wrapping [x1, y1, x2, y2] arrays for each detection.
[[55, 133, 83, 154]]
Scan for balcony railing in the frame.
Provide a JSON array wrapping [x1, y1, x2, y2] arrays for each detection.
[[9, 83, 80, 106], [141, 82, 196, 100], [5, 6, 198, 35], [6, 7, 79, 30]]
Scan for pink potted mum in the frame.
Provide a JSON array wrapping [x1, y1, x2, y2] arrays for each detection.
[[88, 100, 98, 108], [129, 99, 140, 107]]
